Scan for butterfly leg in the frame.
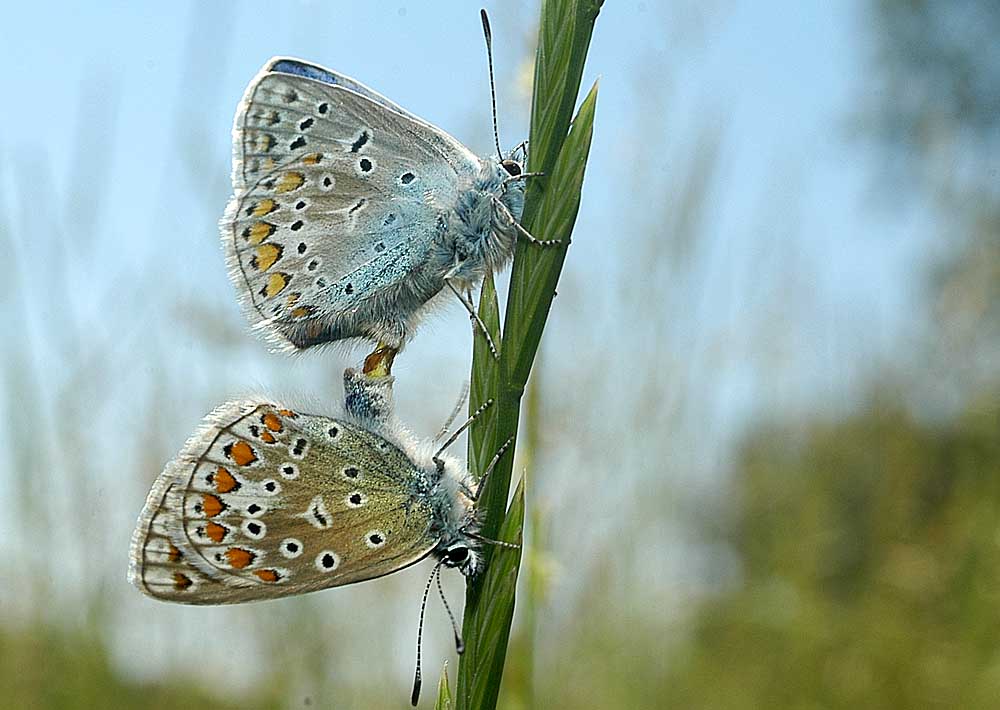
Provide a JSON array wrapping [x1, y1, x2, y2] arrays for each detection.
[[491, 196, 562, 247], [501, 171, 545, 188], [498, 171, 544, 204], [433, 398, 494, 465], [512, 217, 561, 246], [473, 436, 514, 501], [445, 278, 500, 359]]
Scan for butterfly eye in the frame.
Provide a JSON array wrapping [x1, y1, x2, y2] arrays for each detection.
[[501, 159, 521, 177], [446, 546, 469, 564]]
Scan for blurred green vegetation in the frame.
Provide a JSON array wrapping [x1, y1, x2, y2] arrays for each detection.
[[0, 625, 278, 710], [520, 386, 1000, 710], [662, 387, 1000, 709]]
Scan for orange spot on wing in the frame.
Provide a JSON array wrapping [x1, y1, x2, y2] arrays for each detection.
[[214, 466, 240, 493], [225, 441, 258, 466], [302, 152, 323, 165], [275, 171, 305, 193], [225, 547, 255, 569], [261, 273, 290, 298], [252, 243, 283, 271], [277, 409, 298, 418], [254, 569, 281, 583], [243, 222, 276, 245], [250, 198, 278, 217], [291, 306, 314, 319], [260, 431, 276, 444], [168, 544, 182, 563], [205, 521, 229, 543], [173, 573, 193, 591], [202, 494, 226, 518], [262, 412, 283, 432]]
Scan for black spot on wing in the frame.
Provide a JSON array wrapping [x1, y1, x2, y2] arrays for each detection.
[[350, 130, 369, 153]]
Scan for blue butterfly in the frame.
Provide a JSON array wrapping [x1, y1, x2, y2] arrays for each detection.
[[221, 25, 548, 355]]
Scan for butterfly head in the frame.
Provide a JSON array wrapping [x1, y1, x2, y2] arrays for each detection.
[[501, 157, 522, 177], [427, 455, 482, 576], [441, 539, 480, 577]]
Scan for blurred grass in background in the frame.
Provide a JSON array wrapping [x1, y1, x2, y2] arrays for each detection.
[[1, 0, 998, 708]]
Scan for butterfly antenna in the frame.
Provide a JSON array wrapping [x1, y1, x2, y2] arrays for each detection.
[[412, 561, 443, 706], [436, 566, 465, 654], [481, 8, 504, 158]]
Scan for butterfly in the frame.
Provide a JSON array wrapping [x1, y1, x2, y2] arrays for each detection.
[[128, 368, 512, 605], [220, 14, 549, 356]]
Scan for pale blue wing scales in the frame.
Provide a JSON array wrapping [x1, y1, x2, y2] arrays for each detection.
[[268, 57, 428, 125], [221, 59, 482, 348]]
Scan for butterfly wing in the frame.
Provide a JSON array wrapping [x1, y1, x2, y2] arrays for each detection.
[[264, 58, 428, 125], [221, 57, 482, 350], [129, 401, 439, 604]]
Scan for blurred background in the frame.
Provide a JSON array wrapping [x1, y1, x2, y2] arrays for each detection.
[[2, 0, 998, 707]]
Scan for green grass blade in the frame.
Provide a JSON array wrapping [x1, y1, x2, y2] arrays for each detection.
[[468, 272, 501, 476], [455, 480, 526, 710], [455, 1, 602, 707], [435, 662, 453, 710], [470, 84, 598, 555], [504, 82, 598, 385], [527, 0, 605, 184]]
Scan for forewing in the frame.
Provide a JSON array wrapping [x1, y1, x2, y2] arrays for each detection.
[[221, 58, 481, 348], [129, 401, 439, 604], [266, 58, 427, 124]]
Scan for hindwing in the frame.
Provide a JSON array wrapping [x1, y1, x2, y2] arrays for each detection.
[[222, 58, 482, 349], [129, 401, 439, 604]]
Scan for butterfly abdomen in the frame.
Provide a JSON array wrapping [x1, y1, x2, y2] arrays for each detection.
[[271, 259, 444, 349]]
